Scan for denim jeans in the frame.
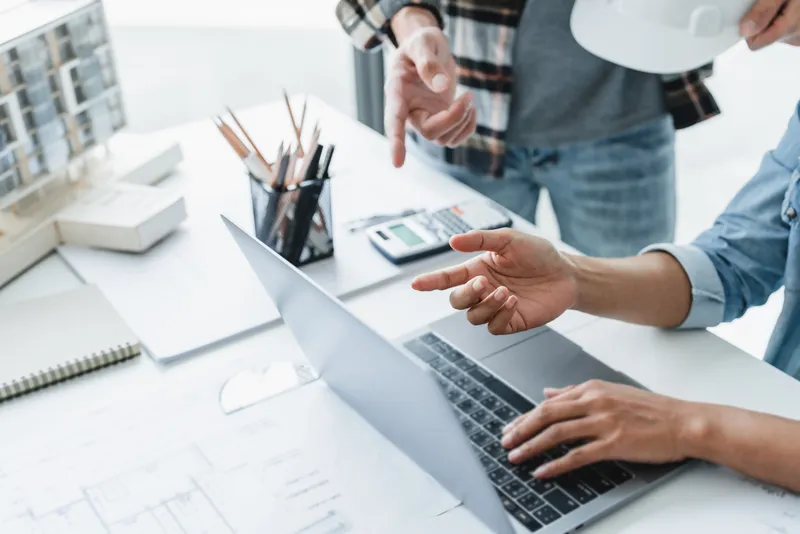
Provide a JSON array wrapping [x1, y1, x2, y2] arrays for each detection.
[[412, 116, 676, 258]]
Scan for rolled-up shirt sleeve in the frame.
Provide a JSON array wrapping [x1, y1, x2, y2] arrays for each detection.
[[335, 0, 442, 51], [639, 102, 800, 331], [640, 244, 726, 329]]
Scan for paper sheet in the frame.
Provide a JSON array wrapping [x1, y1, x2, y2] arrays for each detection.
[[0, 382, 458, 534], [55, 159, 447, 362], [618, 464, 800, 534]]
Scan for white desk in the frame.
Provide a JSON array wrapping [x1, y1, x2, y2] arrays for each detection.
[[1, 99, 799, 534]]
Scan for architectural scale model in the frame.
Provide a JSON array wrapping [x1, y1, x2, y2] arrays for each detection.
[[0, 0, 184, 287]]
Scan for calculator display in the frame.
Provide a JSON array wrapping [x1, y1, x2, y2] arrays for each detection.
[[389, 223, 424, 246]]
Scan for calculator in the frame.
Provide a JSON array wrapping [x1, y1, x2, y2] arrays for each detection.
[[367, 199, 512, 264]]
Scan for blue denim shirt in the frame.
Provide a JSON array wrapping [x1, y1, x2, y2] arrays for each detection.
[[644, 101, 800, 381]]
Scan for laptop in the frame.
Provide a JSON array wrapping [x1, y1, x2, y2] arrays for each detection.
[[222, 216, 691, 534]]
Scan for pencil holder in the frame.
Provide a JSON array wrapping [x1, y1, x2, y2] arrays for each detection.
[[249, 174, 334, 267]]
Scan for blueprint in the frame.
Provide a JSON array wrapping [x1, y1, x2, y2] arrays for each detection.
[[0, 383, 458, 534]]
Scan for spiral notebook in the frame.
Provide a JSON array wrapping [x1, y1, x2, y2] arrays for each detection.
[[0, 284, 141, 402]]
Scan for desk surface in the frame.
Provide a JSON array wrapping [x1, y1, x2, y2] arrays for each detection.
[[1, 98, 799, 534]]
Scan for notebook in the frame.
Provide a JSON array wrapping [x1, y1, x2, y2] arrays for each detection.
[[0, 284, 141, 402]]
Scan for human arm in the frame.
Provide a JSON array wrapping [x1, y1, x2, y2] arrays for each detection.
[[411, 229, 696, 331], [335, 1, 475, 167], [740, 0, 800, 49], [499, 381, 800, 493], [413, 102, 800, 333]]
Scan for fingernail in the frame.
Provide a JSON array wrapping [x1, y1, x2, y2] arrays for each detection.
[[740, 20, 758, 37], [502, 423, 514, 433], [508, 450, 521, 462], [473, 278, 484, 292], [431, 73, 448, 92], [495, 288, 507, 301], [505, 295, 517, 309], [533, 466, 548, 478], [501, 433, 512, 447]]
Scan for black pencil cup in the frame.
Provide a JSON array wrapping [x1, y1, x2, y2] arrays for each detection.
[[249, 174, 334, 267]]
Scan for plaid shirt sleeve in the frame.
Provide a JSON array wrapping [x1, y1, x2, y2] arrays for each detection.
[[335, 0, 442, 51]]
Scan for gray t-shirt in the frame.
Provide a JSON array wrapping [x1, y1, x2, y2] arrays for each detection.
[[505, 0, 667, 147]]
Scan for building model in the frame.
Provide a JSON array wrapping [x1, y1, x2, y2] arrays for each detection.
[[0, 0, 124, 202], [0, 0, 184, 286]]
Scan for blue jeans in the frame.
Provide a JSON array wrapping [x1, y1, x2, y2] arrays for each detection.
[[413, 116, 676, 257]]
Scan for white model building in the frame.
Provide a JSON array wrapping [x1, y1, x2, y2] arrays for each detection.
[[0, 0, 125, 200], [0, 0, 186, 288]]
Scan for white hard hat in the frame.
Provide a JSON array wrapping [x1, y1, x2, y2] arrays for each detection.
[[571, 0, 756, 74]]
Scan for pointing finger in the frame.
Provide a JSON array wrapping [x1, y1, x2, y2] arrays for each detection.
[[412, 262, 471, 291]]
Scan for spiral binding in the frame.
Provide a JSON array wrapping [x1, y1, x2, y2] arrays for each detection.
[[0, 342, 141, 403]]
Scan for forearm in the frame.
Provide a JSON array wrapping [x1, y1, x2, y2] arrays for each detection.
[[681, 403, 800, 492], [390, 5, 440, 44], [567, 252, 692, 328]]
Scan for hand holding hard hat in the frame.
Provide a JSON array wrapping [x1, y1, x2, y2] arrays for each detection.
[[571, 0, 799, 74], [740, 0, 800, 49]]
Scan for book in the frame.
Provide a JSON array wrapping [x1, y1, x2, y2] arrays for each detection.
[[0, 284, 141, 402], [55, 182, 187, 253]]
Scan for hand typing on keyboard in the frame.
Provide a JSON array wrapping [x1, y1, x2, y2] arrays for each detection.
[[500, 380, 695, 479], [411, 229, 578, 335]]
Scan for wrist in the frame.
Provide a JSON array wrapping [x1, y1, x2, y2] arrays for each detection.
[[391, 6, 440, 44], [564, 254, 591, 312], [675, 401, 716, 460]]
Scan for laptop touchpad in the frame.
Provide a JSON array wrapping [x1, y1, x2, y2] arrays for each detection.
[[430, 311, 547, 361], [481, 332, 631, 404]]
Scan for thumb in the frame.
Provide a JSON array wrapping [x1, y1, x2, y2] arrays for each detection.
[[740, 0, 782, 37], [409, 45, 451, 94], [450, 229, 514, 254]]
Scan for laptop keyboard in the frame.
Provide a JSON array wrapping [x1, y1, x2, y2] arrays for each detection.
[[404, 332, 635, 532]]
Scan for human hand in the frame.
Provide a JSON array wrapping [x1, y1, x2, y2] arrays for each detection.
[[385, 8, 476, 167], [501, 380, 699, 479], [740, 0, 800, 49], [411, 229, 578, 334]]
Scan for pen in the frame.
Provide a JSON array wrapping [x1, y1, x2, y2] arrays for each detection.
[[345, 209, 421, 233], [304, 145, 324, 183], [295, 126, 321, 185], [275, 154, 290, 191], [318, 145, 335, 179]]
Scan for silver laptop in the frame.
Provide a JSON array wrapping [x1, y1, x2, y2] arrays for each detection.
[[223, 216, 690, 534]]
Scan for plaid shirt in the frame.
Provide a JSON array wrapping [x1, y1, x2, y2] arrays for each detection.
[[336, 0, 721, 177]]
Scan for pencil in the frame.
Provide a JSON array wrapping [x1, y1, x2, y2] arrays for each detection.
[[213, 116, 249, 159], [283, 89, 305, 158], [298, 96, 308, 137], [226, 106, 271, 171]]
